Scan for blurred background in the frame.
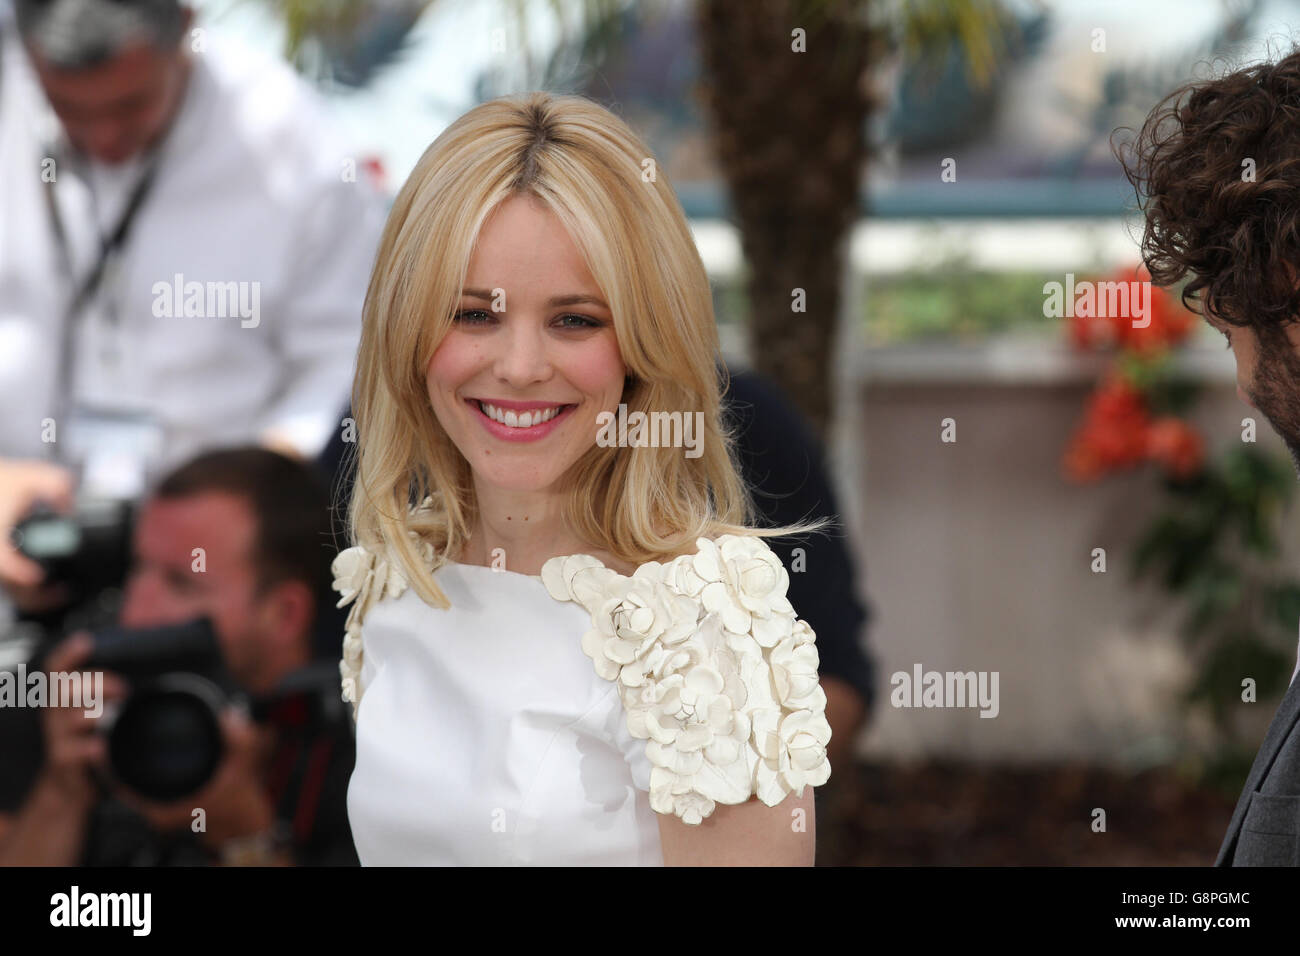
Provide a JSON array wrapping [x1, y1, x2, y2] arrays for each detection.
[[5, 0, 1300, 865]]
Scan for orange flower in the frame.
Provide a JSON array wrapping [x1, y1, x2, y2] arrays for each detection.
[[1088, 375, 1147, 425], [1067, 265, 1194, 354], [1114, 266, 1194, 355], [1063, 377, 1152, 480], [1068, 304, 1110, 350], [1145, 417, 1205, 479], [1062, 272, 1204, 482]]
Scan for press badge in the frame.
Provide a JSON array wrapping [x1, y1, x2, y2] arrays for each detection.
[[62, 406, 165, 500]]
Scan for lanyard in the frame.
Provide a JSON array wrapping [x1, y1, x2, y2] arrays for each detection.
[[41, 141, 163, 438], [42, 155, 160, 327]]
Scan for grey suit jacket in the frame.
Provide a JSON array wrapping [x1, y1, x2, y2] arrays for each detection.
[[1216, 673, 1300, 865]]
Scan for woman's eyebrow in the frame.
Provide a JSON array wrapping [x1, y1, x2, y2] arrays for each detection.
[[547, 293, 610, 309], [461, 287, 610, 310]]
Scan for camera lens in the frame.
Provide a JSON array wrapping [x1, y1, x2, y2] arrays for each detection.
[[107, 673, 225, 802]]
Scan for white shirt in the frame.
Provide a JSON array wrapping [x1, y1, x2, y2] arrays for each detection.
[[334, 519, 835, 866], [347, 562, 665, 866], [0, 28, 387, 480]]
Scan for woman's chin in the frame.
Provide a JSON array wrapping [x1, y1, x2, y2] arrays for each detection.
[[469, 463, 565, 495]]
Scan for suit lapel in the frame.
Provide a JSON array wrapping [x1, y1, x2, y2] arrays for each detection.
[[1216, 673, 1300, 865]]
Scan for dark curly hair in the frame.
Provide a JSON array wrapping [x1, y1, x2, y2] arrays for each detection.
[[1116, 51, 1300, 351]]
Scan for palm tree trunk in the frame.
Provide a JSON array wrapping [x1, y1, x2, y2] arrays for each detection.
[[695, 0, 881, 439]]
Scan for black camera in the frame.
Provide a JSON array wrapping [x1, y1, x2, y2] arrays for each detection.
[[12, 499, 133, 605], [62, 617, 348, 803], [83, 617, 238, 803]]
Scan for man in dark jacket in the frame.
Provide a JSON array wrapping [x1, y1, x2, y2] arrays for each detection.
[[1122, 49, 1300, 865]]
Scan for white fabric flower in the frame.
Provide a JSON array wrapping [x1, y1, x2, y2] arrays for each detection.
[[665, 535, 795, 647], [331, 547, 372, 607], [769, 619, 826, 711], [604, 574, 700, 688], [340, 667, 359, 709], [332, 540, 416, 719], [636, 616, 755, 822], [541, 554, 618, 608], [545, 533, 833, 825], [751, 707, 832, 805]]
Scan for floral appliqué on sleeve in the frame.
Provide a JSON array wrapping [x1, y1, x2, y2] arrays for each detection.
[[331, 528, 434, 720], [540, 534, 832, 825]]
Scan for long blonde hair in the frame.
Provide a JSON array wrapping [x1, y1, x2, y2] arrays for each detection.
[[348, 91, 828, 609]]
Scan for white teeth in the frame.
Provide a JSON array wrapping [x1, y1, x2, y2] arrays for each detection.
[[477, 401, 564, 428]]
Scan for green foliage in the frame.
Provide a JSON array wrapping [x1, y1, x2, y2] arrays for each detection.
[[1199, 747, 1264, 797], [862, 269, 1057, 343], [1185, 635, 1291, 724], [1132, 445, 1300, 769], [1140, 373, 1200, 417], [884, 0, 1020, 87]]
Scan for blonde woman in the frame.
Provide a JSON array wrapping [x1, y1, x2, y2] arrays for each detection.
[[332, 91, 833, 866]]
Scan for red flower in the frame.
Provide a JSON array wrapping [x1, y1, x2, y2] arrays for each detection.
[[1062, 268, 1205, 482], [1067, 265, 1194, 355], [1063, 376, 1207, 482], [1064, 377, 1151, 481], [1114, 266, 1194, 355], [1068, 303, 1110, 350], [1145, 417, 1205, 479], [1088, 375, 1146, 425]]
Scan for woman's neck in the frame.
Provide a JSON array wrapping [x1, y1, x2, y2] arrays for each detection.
[[458, 486, 583, 575]]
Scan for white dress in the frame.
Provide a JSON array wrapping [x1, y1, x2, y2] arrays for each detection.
[[331, 521, 834, 866]]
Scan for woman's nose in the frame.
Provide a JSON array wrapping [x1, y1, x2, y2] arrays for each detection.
[[493, 320, 550, 385]]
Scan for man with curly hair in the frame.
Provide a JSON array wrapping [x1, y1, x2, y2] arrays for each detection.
[[1121, 51, 1300, 866]]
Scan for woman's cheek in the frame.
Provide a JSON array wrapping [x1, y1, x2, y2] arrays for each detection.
[[570, 338, 626, 398]]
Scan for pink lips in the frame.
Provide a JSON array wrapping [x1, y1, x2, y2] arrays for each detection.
[[466, 398, 576, 443]]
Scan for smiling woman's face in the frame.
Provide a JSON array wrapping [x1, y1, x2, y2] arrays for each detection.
[[426, 192, 626, 494]]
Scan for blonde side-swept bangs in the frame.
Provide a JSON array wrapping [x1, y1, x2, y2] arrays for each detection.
[[347, 91, 829, 609]]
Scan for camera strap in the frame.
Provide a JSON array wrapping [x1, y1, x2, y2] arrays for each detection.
[[42, 149, 162, 430], [44, 159, 160, 324]]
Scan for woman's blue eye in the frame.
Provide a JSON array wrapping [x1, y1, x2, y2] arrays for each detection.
[[452, 310, 601, 329], [557, 314, 601, 329]]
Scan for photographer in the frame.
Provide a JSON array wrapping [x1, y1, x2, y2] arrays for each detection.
[[0, 0, 384, 616], [0, 447, 358, 866]]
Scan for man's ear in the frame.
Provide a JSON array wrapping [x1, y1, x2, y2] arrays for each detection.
[[258, 578, 315, 651]]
